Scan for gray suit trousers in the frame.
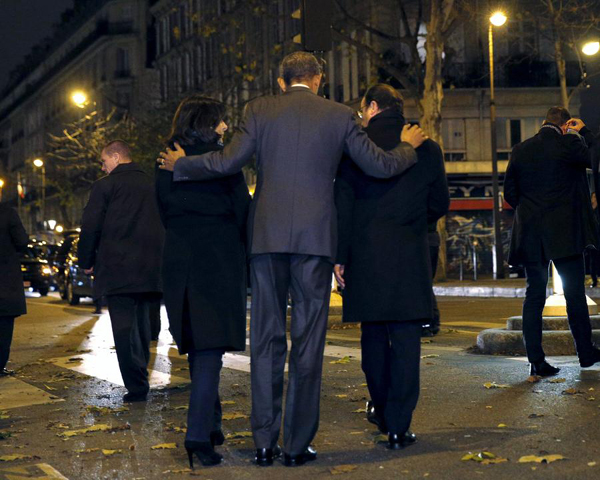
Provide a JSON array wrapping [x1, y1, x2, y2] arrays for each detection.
[[249, 253, 332, 456]]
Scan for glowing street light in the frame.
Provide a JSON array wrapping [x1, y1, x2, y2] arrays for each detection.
[[0, 178, 4, 202], [71, 90, 88, 108], [33, 158, 46, 226], [490, 11, 507, 27], [488, 11, 508, 279], [56, 225, 64, 233], [582, 41, 600, 56]]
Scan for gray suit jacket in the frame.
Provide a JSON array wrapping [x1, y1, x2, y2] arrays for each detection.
[[174, 86, 417, 261]]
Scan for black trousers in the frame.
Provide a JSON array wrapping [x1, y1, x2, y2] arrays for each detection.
[[148, 296, 162, 341], [523, 254, 596, 363], [361, 321, 422, 435], [0, 316, 15, 371], [106, 293, 152, 395], [249, 253, 333, 456], [186, 348, 224, 443], [429, 244, 440, 328]]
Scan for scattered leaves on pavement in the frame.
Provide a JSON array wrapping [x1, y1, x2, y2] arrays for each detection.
[[518, 454, 565, 464], [330, 356, 351, 364], [526, 376, 542, 383], [102, 449, 122, 456], [421, 354, 440, 359], [562, 388, 584, 395], [484, 382, 510, 389], [225, 431, 253, 440], [461, 452, 508, 465], [222, 412, 248, 420], [0, 454, 39, 462], [85, 405, 129, 416], [547, 378, 566, 384], [330, 464, 358, 474], [151, 443, 177, 450], [57, 423, 131, 438], [75, 448, 100, 454]]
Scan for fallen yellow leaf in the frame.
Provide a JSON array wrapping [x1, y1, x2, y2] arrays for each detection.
[[335, 394, 348, 399], [0, 454, 38, 462], [221, 401, 236, 405], [330, 464, 358, 474], [330, 356, 351, 364], [547, 378, 566, 383], [497, 423, 507, 428], [421, 354, 440, 359], [102, 449, 122, 456], [483, 382, 510, 389], [151, 443, 177, 450], [222, 412, 248, 420], [225, 431, 253, 440], [518, 454, 565, 464]]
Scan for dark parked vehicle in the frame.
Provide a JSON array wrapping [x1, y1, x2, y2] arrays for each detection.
[[20, 246, 53, 296], [51, 231, 79, 300], [57, 235, 94, 305]]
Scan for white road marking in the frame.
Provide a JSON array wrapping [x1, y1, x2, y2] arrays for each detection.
[[0, 463, 69, 480], [0, 376, 64, 410]]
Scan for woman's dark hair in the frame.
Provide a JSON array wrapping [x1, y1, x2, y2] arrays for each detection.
[[168, 95, 226, 146], [364, 84, 404, 114]]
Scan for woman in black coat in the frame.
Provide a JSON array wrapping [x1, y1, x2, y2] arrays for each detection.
[[334, 84, 449, 449], [156, 96, 250, 468], [0, 204, 29, 375]]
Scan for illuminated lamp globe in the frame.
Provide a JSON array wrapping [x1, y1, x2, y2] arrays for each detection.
[[33, 158, 44, 168], [490, 12, 507, 27], [56, 225, 64, 233], [71, 91, 88, 108], [582, 41, 600, 56]]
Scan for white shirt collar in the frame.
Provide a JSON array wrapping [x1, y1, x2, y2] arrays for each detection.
[[290, 84, 310, 89]]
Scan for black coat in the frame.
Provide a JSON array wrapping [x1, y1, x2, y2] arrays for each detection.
[[78, 163, 164, 297], [335, 110, 450, 323], [0, 204, 29, 317], [172, 86, 418, 262], [156, 140, 251, 354], [504, 125, 598, 265]]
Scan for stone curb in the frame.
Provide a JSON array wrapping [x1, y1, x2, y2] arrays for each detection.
[[434, 285, 600, 298], [507, 315, 600, 331], [476, 328, 600, 355]]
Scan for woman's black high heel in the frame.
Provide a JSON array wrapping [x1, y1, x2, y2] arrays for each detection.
[[184, 440, 223, 468], [210, 430, 225, 447]]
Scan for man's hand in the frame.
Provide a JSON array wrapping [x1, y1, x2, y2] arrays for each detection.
[[84, 267, 94, 275], [401, 124, 428, 149], [567, 118, 586, 132], [157, 143, 186, 172], [334, 264, 345, 289]]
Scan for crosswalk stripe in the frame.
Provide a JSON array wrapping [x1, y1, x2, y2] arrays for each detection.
[[0, 376, 64, 410]]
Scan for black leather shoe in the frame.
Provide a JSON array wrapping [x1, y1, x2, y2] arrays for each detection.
[[255, 445, 282, 466], [283, 446, 317, 467], [366, 401, 388, 434], [185, 440, 223, 468], [123, 391, 148, 402], [580, 347, 600, 368], [387, 431, 417, 450], [0, 368, 15, 377], [530, 360, 560, 377]]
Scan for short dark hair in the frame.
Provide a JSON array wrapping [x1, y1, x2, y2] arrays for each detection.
[[363, 84, 404, 113], [545, 106, 571, 127], [279, 51, 323, 86], [103, 140, 131, 159], [169, 95, 226, 146]]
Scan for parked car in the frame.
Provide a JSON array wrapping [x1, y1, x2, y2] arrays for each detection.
[[51, 231, 79, 300], [58, 235, 95, 306], [20, 246, 53, 296]]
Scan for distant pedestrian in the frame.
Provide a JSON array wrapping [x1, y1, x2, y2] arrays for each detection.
[[504, 107, 600, 376], [0, 204, 29, 376], [156, 96, 250, 467], [78, 140, 164, 402], [334, 84, 449, 450]]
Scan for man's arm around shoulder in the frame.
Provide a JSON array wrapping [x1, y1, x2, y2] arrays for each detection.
[[343, 113, 425, 178]]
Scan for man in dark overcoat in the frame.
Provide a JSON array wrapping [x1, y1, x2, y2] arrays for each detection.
[[334, 84, 449, 449], [79, 140, 164, 401], [158, 52, 426, 466], [504, 106, 600, 376], [0, 203, 29, 375]]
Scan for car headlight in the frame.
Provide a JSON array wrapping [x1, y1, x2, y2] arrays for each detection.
[[42, 267, 52, 275]]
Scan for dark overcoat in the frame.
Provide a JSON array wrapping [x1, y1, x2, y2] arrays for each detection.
[[334, 110, 450, 323], [156, 140, 251, 354], [172, 86, 418, 262], [504, 126, 598, 265], [78, 163, 164, 298], [0, 204, 29, 317]]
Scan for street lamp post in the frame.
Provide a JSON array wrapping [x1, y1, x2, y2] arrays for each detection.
[[488, 11, 507, 280], [0, 178, 4, 202], [33, 158, 45, 229]]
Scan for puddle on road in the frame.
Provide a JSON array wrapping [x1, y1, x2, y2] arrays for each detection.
[[0, 376, 64, 410]]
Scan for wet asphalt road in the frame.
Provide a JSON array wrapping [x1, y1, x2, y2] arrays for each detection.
[[1, 293, 599, 480]]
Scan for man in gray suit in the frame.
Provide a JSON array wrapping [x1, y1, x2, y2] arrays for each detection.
[[159, 52, 426, 466]]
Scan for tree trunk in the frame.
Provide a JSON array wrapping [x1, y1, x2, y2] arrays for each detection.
[[555, 36, 569, 109], [420, 0, 448, 279]]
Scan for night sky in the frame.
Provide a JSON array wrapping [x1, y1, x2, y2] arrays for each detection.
[[0, 0, 73, 90]]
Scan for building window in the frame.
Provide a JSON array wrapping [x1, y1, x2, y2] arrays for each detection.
[[442, 118, 467, 161], [509, 119, 522, 147], [116, 47, 130, 78]]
